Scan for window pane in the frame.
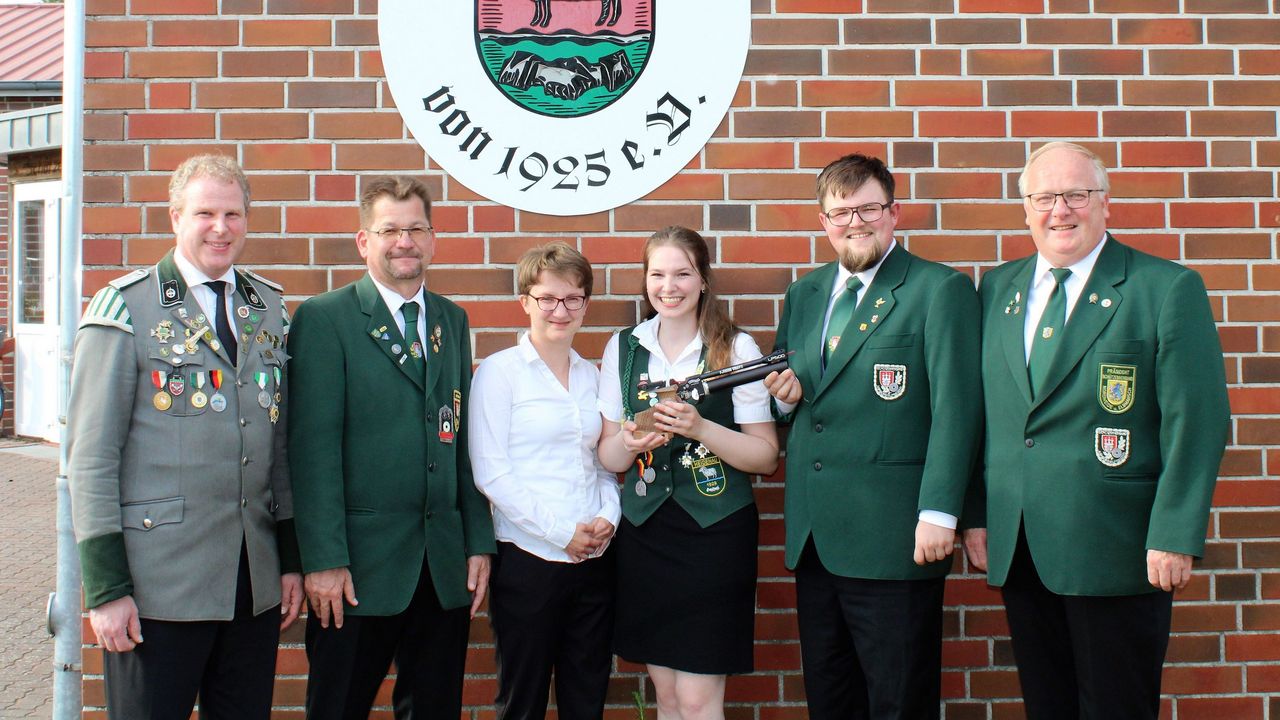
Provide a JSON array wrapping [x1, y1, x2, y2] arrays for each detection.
[[18, 200, 44, 324]]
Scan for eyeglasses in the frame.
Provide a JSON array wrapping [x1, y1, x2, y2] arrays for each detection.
[[1023, 189, 1102, 212], [528, 295, 587, 312], [822, 202, 893, 227], [369, 226, 433, 241]]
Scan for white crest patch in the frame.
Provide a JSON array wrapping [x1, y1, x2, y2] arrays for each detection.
[[872, 363, 906, 401], [1094, 427, 1131, 467]]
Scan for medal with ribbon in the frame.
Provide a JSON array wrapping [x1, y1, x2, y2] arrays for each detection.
[[254, 371, 271, 409], [151, 370, 172, 411], [209, 369, 227, 412]]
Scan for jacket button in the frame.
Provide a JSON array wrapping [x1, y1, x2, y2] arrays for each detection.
[[425, 510, 434, 519], [142, 518, 153, 529], [814, 462, 822, 471], [815, 424, 823, 433], [1025, 438, 1034, 448], [661, 464, 670, 472], [241, 456, 249, 466], [240, 418, 248, 427], [241, 497, 248, 508], [428, 462, 437, 472]]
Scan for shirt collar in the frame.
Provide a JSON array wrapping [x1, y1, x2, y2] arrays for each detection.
[[632, 314, 703, 366], [173, 246, 235, 289], [517, 331, 584, 368], [832, 238, 896, 297], [1032, 233, 1107, 287], [369, 275, 425, 316]]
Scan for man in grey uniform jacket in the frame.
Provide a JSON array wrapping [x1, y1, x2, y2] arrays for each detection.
[[67, 154, 303, 719]]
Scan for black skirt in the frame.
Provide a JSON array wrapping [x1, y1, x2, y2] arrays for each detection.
[[612, 500, 758, 675]]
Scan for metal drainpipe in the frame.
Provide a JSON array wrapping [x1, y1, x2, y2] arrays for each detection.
[[51, 1, 86, 718]]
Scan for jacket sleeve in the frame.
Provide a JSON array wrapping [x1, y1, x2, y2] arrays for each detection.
[[271, 296, 299, 574], [1146, 269, 1230, 556], [455, 310, 498, 557], [286, 300, 352, 574], [917, 270, 984, 519], [67, 321, 138, 609]]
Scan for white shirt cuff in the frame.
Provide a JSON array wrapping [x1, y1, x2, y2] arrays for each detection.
[[918, 510, 958, 530]]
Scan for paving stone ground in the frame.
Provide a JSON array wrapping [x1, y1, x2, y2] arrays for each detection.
[[0, 441, 59, 720]]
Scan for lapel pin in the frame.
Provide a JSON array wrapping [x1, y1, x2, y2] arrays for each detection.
[[1101, 298, 1112, 308], [859, 323, 868, 331], [1088, 293, 1098, 304]]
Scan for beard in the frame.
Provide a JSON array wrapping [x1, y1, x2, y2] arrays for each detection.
[[838, 241, 885, 274], [381, 253, 424, 280]]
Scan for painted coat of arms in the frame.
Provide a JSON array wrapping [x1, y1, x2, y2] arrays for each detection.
[[477, 0, 652, 117]]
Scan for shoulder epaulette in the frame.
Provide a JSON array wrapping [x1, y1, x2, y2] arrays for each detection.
[[280, 297, 291, 334], [80, 286, 133, 333], [242, 268, 284, 293], [107, 268, 148, 291]]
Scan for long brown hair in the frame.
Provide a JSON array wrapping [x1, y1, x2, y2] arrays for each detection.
[[640, 226, 740, 371]]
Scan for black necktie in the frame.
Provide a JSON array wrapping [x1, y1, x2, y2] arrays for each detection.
[[1027, 267, 1072, 399], [205, 280, 237, 365]]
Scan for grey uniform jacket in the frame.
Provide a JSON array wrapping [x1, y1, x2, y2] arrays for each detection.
[[67, 249, 298, 621]]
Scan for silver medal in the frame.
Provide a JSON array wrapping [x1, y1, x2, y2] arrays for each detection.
[[209, 392, 227, 412], [642, 467, 656, 483], [635, 480, 647, 497], [258, 390, 272, 408]]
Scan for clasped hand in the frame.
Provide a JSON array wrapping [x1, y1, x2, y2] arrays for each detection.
[[566, 518, 616, 562]]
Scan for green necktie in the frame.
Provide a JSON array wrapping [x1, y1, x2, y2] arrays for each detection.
[[1028, 267, 1072, 399], [823, 276, 863, 371], [401, 301, 425, 378]]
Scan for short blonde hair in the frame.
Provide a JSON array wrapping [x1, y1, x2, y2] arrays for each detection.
[[169, 154, 250, 212], [1018, 141, 1110, 196], [516, 242, 593, 297]]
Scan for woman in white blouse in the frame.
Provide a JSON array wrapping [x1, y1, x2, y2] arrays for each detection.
[[598, 226, 779, 720], [469, 242, 620, 720]]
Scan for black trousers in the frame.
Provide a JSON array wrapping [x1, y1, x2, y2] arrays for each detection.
[[488, 541, 615, 720], [304, 557, 471, 720], [1001, 526, 1173, 720], [795, 540, 945, 720], [103, 544, 281, 720]]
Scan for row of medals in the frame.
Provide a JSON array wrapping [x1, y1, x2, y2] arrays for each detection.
[[150, 310, 282, 423]]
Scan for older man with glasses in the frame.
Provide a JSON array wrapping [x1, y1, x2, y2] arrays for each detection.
[[963, 142, 1230, 719]]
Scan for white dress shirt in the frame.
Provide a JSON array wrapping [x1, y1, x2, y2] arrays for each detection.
[[469, 333, 621, 563], [369, 276, 426, 343], [597, 315, 773, 427], [1023, 234, 1108, 363], [173, 247, 237, 328]]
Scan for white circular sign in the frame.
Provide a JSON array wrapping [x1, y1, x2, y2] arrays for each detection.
[[379, 1, 750, 216]]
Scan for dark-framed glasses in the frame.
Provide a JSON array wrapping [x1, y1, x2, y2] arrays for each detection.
[[822, 201, 893, 227], [529, 295, 587, 312], [1023, 189, 1102, 212], [370, 226, 433, 241]]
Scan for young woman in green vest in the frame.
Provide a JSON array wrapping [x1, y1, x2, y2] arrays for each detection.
[[598, 226, 780, 720]]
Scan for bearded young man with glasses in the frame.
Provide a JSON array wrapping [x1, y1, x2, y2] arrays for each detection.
[[962, 141, 1229, 720], [762, 153, 982, 719], [287, 175, 496, 719]]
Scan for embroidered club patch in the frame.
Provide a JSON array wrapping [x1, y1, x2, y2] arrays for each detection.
[[1098, 363, 1136, 414], [1094, 427, 1130, 467], [872, 363, 906, 401]]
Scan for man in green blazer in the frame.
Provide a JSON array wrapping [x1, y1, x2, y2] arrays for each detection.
[[288, 176, 496, 719], [964, 142, 1230, 719], [764, 154, 982, 719]]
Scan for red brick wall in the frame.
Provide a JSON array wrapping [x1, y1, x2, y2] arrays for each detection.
[[80, 1, 1280, 718]]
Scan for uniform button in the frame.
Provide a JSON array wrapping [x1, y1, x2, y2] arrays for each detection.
[[241, 497, 248, 507], [661, 464, 670, 472], [664, 486, 671, 493], [1025, 438, 1034, 448], [142, 518, 153, 529], [241, 456, 249, 466], [428, 462, 437, 472], [814, 461, 822, 471], [237, 381, 244, 387], [240, 418, 248, 427], [815, 424, 823, 433], [425, 511, 434, 519]]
